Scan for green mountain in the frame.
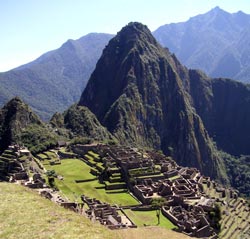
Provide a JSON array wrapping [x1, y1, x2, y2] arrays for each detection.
[[62, 104, 113, 141], [79, 22, 225, 181], [0, 33, 113, 120], [0, 97, 58, 154], [0, 97, 113, 154], [153, 7, 250, 82], [189, 71, 250, 156]]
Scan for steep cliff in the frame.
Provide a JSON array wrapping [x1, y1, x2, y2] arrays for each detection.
[[79, 22, 224, 180], [189, 71, 250, 155]]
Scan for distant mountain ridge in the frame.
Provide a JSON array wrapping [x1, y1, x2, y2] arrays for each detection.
[[1, 7, 250, 121], [153, 6, 250, 82], [0, 33, 113, 120]]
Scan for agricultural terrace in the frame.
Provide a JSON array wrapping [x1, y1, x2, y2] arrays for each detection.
[[42, 152, 138, 206]]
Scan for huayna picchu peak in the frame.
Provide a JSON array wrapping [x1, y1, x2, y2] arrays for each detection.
[[79, 22, 226, 181]]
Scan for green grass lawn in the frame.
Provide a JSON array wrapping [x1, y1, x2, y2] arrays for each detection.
[[44, 151, 57, 159], [44, 158, 95, 180], [85, 154, 94, 161], [124, 209, 176, 229], [43, 158, 138, 205], [58, 148, 76, 156], [55, 178, 138, 205], [37, 153, 48, 159], [58, 147, 67, 153], [88, 150, 100, 159]]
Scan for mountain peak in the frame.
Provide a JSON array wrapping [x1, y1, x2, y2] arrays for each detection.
[[1, 97, 41, 125], [199, 6, 229, 21], [114, 22, 158, 47], [7, 96, 23, 105], [211, 6, 222, 12], [0, 97, 44, 152], [79, 21, 169, 120], [3, 97, 32, 114], [120, 22, 150, 33], [79, 23, 223, 179]]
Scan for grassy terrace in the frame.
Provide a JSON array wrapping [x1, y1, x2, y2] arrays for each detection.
[[124, 209, 176, 229], [37, 153, 49, 160], [43, 158, 138, 205], [44, 151, 57, 159], [202, 182, 250, 239], [88, 150, 100, 159]]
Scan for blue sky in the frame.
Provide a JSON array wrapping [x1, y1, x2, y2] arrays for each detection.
[[1, 0, 250, 72]]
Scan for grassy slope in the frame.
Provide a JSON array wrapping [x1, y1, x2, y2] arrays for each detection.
[[0, 182, 192, 239], [0, 182, 115, 239]]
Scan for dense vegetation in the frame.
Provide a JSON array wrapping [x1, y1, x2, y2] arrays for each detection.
[[208, 204, 222, 232], [0, 97, 60, 154], [220, 151, 250, 197], [64, 104, 112, 141], [19, 124, 58, 154]]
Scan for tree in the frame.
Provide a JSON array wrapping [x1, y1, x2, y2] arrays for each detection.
[[46, 170, 57, 189], [151, 197, 166, 225], [208, 203, 222, 231]]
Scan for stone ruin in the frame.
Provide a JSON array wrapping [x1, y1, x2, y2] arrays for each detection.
[[81, 195, 136, 229], [24, 173, 46, 189], [5, 142, 247, 237], [39, 188, 84, 213], [70, 144, 222, 236], [162, 205, 216, 238], [132, 167, 202, 205], [1, 145, 30, 182]]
